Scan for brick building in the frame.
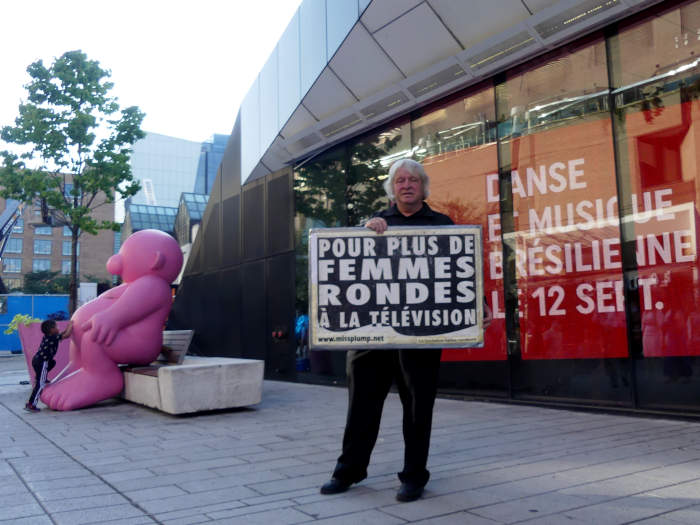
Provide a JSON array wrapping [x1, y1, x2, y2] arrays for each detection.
[[0, 198, 115, 291]]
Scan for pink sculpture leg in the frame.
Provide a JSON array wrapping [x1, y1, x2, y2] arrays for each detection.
[[41, 229, 183, 410]]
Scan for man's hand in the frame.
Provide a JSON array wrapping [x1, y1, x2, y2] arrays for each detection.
[[365, 217, 388, 234]]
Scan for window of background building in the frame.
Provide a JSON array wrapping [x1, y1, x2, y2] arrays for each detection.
[[33, 239, 51, 255], [62, 241, 79, 256], [4, 278, 21, 290], [34, 226, 52, 236], [3, 258, 22, 273], [5, 238, 22, 254], [63, 226, 71, 236], [411, 86, 506, 364], [61, 260, 78, 275], [32, 259, 50, 271], [495, 35, 627, 364], [611, 0, 700, 407], [13, 219, 23, 234]]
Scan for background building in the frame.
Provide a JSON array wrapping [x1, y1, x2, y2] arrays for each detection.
[[0, 198, 114, 290], [117, 132, 201, 222], [122, 203, 178, 240], [174, 193, 209, 247], [171, 0, 700, 415], [194, 135, 228, 195]]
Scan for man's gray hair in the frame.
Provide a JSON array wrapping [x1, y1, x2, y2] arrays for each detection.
[[383, 158, 430, 201]]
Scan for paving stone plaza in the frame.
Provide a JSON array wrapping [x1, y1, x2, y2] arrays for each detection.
[[1, 353, 700, 524]]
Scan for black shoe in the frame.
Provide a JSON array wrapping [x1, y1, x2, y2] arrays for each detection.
[[396, 482, 424, 502], [320, 478, 352, 495]]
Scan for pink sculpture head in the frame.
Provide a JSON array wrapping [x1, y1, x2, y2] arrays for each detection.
[[107, 229, 183, 283]]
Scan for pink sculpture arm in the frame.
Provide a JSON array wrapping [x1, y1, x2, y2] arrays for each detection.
[[82, 276, 170, 346]]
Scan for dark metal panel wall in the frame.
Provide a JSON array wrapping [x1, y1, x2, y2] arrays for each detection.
[[197, 272, 224, 352], [222, 195, 241, 267], [218, 267, 242, 358], [171, 116, 300, 376], [266, 252, 296, 377], [242, 179, 266, 261], [267, 169, 294, 256], [240, 260, 267, 360], [204, 202, 221, 272]]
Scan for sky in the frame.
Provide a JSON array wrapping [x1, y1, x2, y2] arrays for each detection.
[[0, 0, 303, 145]]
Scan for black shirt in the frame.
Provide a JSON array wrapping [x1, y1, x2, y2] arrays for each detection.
[[35, 334, 62, 361], [375, 202, 454, 227]]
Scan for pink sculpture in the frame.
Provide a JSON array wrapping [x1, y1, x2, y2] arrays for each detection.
[[41, 229, 183, 410]]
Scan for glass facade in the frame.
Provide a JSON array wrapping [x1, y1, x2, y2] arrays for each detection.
[[117, 132, 201, 222], [181, 193, 208, 221], [129, 133, 201, 208], [611, 2, 700, 410], [126, 204, 178, 233], [175, 193, 209, 246], [194, 135, 227, 195], [290, 0, 700, 411]]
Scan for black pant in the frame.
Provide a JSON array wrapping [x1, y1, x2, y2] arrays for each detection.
[[28, 356, 55, 407], [332, 348, 442, 487]]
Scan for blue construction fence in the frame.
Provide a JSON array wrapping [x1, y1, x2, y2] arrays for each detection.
[[0, 295, 69, 352]]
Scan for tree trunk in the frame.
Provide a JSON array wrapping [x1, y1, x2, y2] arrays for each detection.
[[69, 229, 79, 315]]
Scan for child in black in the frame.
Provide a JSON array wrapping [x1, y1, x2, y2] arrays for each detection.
[[24, 319, 73, 413]]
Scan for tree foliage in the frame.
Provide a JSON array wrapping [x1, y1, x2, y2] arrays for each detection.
[[293, 134, 399, 310], [22, 270, 71, 294], [0, 50, 145, 312], [293, 134, 398, 229]]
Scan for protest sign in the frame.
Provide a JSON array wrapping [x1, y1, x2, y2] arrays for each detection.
[[309, 225, 484, 349]]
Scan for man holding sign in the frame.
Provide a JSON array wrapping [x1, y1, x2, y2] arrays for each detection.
[[319, 159, 492, 502]]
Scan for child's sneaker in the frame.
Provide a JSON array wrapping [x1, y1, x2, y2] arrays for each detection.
[[24, 403, 40, 413]]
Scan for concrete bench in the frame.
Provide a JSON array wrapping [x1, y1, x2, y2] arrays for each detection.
[[121, 331, 264, 415]]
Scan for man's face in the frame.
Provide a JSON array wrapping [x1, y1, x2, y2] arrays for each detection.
[[393, 167, 424, 206]]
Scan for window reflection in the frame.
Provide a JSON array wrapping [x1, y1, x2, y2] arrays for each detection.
[[613, 1, 700, 368], [497, 36, 629, 361], [347, 122, 407, 225], [412, 87, 506, 362], [498, 41, 609, 141], [413, 90, 497, 160]]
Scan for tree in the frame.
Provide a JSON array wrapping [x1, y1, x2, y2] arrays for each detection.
[[22, 270, 71, 294], [0, 50, 145, 313]]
